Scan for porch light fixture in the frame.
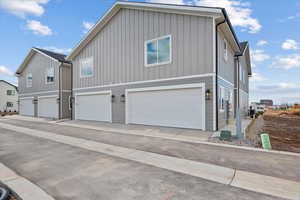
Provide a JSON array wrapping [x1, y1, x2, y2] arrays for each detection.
[[121, 94, 126, 103], [205, 89, 212, 100], [111, 95, 115, 103]]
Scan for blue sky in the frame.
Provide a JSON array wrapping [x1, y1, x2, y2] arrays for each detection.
[[0, 0, 300, 104]]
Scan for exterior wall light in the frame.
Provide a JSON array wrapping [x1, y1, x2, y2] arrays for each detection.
[[33, 99, 38, 104], [56, 98, 60, 104], [111, 95, 115, 103], [205, 89, 212, 100], [121, 94, 126, 103]]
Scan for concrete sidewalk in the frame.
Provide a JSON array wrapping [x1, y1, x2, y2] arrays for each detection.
[[2, 117, 300, 183], [0, 122, 300, 200]]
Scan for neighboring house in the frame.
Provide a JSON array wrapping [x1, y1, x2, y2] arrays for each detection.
[[0, 80, 18, 113], [67, 1, 252, 131], [260, 99, 273, 107], [16, 48, 72, 119]]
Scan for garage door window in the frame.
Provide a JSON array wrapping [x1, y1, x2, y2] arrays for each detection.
[[145, 35, 171, 67], [80, 57, 94, 78]]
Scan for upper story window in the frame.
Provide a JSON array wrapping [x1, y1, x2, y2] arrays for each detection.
[[26, 73, 32, 88], [223, 39, 228, 61], [6, 90, 15, 96], [145, 35, 172, 67], [80, 57, 94, 78], [46, 66, 55, 84]]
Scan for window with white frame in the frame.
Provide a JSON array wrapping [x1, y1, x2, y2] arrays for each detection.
[[239, 64, 243, 82], [46, 66, 55, 84], [223, 39, 228, 61], [145, 35, 171, 67], [6, 102, 13, 107], [6, 90, 15, 96], [26, 73, 32, 88], [80, 57, 94, 78], [219, 86, 225, 112]]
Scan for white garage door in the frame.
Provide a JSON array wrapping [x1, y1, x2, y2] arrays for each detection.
[[19, 98, 35, 116], [75, 91, 112, 122], [126, 84, 205, 130], [38, 95, 58, 119]]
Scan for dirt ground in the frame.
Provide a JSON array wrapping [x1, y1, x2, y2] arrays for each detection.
[[262, 112, 300, 153]]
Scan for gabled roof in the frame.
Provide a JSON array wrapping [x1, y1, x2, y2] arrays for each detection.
[[16, 48, 70, 75], [237, 41, 252, 76], [67, 1, 242, 60], [0, 80, 18, 90], [34, 48, 68, 63]]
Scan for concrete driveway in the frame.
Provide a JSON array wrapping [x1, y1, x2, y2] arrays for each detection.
[[0, 117, 298, 200]]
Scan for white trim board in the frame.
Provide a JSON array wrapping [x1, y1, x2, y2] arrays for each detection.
[[73, 73, 214, 91], [19, 97, 34, 100], [19, 90, 71, 97], [125, 83, 206, 131], [37, 95, 58, 99]]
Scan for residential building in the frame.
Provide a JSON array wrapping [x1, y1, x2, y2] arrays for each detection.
[[16, 48, 72, 119], [260, 99, 273, 107], [67, 1, 252, 131], [0, 80, 18, 113]]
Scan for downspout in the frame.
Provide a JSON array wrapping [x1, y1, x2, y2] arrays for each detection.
[[58, 63, 62, 120], [215, 19, 226, 131], [70, 62, 73, 120]]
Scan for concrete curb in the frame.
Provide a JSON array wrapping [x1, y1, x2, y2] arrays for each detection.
[[0, 163, 55, 200], [1, 122, 300, 200], [4, 115, 300, 157], [58, 121, 300, 157]]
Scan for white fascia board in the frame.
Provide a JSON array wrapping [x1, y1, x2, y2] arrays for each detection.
[[67, 1, 222, 60], [119, 1, 222, 14]]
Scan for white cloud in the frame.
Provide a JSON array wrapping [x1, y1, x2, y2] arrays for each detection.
[[0, 0, 49, 18], [250, 82, 300, 104], [26, 20, 52, 36], [281, 39, 300, 50], [194, 0, 261, 33], [256, 40, 268, 46], [270, 54, 300, 70], [42, 46, 72, 54], [82, 21, 95, 34], [250, 49, 270, 67], [250, 72, 266, 82], [0, 66, 14, 77]]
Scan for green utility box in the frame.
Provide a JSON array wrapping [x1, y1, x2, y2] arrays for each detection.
[[261, 133, 272, 150], [220, 130, 232, 141]]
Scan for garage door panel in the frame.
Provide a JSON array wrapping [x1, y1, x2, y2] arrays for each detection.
[[75, 92, 112, 122], [38, 96, 58, 119], [19, 99, 34, 116], [127, 86, 205, 130]]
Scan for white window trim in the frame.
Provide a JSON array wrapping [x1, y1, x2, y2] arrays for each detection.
[[80, 57, 94, 78], [45, 66, 55, 85], [144, 35, 172, 67], [26, 73, 32, 88], [223, 38, 228, 62]]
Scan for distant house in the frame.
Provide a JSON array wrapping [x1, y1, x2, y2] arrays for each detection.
[[0, 80, 18, 113], [66, 1, 252, 131], [15, 48, 72, 119], [260, 99, 273, 107]]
